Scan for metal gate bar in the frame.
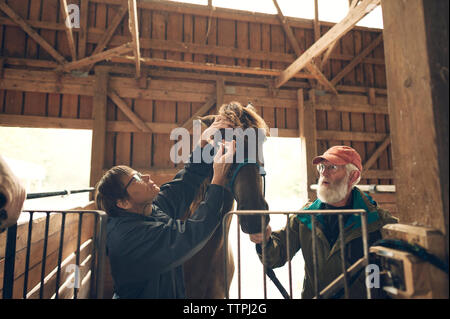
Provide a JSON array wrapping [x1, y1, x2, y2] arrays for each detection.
[[1, 210, 107, 299], [236, 215, 241, 299], [285, 213, 293, 298], [54, 213, 67, 299], [223, 209, 369, 299], [39, 212, 51, 298], [22, 212, 34, 298]]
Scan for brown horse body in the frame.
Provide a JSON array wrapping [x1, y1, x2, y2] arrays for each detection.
[[183, 102, 269, 298]]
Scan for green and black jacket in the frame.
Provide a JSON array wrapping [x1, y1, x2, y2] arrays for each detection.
[[257, 187, 398, 299]]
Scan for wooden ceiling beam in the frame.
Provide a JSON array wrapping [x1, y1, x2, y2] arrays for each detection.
[[313, 0, 321, 42], [1, 64, 388, 97], [331, 33, 383, 86], [363, 135, 391, 171], [127, 0, 141, 78], [0, 17, 384, 65], [111, 55, 316, 79], [321, 0, 361, 68], [78, 0, 89, 59], [272, 0, 338, 94], [0, 1, 67, 64], [85, 3, 127, 71], [57, 42, 133, 71], [274, 0, 380, 88], [108, 89, 152, 133], [182, 95, 217, 130], [60, 0, 77, 61], [90, 0, 382, 32]]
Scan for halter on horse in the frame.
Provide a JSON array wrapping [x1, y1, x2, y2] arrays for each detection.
[[183, 102, 289, 299]]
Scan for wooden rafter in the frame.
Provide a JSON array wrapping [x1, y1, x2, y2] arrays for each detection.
[[90, 67, 109, 188], [331, 33, 383, 85], [1, 65, 388, 99], [272, 0, 338, 94], [321, 0, 362, 68], [57, 42, 133, 72], [313, 0, 321, 42], [85, 3, 128, 71], [321, 40, 340, 69], [0, 57, 377, 87], [0, 16, 385, 65], [78, 0, 89, 59], [112, 55, 316, 79], [363, 135, 391, 171], [182, 95, 217, 130], [274, 0, 380, 88], [60, 0, 77, 61], [108, 90, 152, 133], [128, 0, 141, 77], [0, 1, 67, 64], [350, 0, 361, 9]]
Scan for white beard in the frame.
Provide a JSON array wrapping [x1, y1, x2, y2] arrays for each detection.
[[317, 174, 350, 204]]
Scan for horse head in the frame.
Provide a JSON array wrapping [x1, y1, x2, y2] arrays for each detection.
[[199, 101, 270, 234]]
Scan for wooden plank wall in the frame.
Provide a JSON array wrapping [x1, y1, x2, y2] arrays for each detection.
[[0, 0, 392, 189]]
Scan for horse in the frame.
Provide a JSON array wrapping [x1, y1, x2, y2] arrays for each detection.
[[182, 101, 270, 298]]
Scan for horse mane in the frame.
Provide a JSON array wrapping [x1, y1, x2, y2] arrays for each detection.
[[218, 101, 269, 135]]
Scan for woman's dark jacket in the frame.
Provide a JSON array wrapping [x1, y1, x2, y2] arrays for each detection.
[[106, 147, 226, 298]]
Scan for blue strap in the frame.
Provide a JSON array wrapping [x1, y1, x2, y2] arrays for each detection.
[[227, 159, 266, 195]]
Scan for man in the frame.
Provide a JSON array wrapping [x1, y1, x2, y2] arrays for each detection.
[[95, 117, 236, 298], [0, 155, 26, 233], [250, 145, 397, 298]]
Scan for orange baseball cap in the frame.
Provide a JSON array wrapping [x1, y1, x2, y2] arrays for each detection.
[[312, 146, 362, 171]]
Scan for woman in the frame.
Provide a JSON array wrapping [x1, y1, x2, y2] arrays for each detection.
[[95, 117, 236, 298]]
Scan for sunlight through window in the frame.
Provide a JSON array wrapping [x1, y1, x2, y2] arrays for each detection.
[[0, 127, 92, 219]]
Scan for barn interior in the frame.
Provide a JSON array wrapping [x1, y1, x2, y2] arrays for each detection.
[[0, 0, 448, 299]]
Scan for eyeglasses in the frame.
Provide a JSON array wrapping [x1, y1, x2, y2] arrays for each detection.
[[317, 163, 340, 174], [124, 172, 143, 192]]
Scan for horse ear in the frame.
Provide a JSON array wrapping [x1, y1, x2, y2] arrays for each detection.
[[198, 114, 216, 127], [246, 102, 256, 112]]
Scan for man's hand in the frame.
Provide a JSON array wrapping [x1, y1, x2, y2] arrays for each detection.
[[249, 225, 272, 244], [211, 140, 236, 186]]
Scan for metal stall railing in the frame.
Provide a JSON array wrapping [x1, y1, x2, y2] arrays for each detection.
[[1, 210, 107, 299], [223, 209, 371, 299], [310, 184, 396, 194]]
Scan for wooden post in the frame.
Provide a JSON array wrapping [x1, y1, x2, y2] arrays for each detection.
[[298, 89, 318, 201], [60, 0, 77, 61], [90, 67, 109, 193], [128, 0, 141, 77], [78, 0, 89, 59], [381, 0, 449, 257]]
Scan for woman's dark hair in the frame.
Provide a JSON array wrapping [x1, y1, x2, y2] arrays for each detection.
[[95, 165, 133, 216]]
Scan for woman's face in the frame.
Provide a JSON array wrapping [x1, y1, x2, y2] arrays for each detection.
[[122, 171, 160, 205]]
